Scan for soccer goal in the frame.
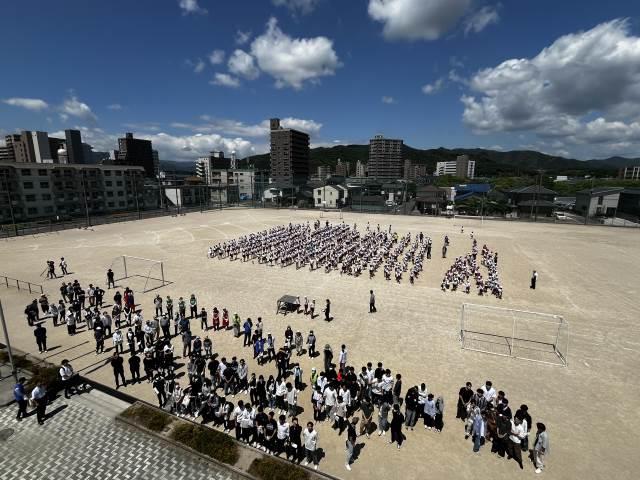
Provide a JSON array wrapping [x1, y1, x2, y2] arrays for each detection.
[[109, 255, 169, 293], [319, 208, 343, 220], [460, 303, 569, 366]]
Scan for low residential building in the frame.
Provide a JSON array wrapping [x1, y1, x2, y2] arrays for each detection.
[[507, 185, 558, 217], [575, 187, 624, 217], [415, 185, 449, 215], [205, 168, 269, 200], [0, 161, 149, 223], [314, 185, 348, 208], [616, 188, 640, 219]]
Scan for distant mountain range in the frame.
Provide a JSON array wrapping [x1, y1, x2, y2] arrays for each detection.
[[158, 146, 638, 177]]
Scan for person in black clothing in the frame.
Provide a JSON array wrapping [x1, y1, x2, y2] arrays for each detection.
[[265, 411, 278, 454], [25, 300, 38, 326], [254, 406, 268, 448], [256, 375, 267, 408], [110, 352, 126, 388], [515, 404, 532, 451], [107, 269, 115, 289], [94, 325, 105, 354], [324, 299, 331, 321], [345, 417, 358, 471], [129, 352, 141, 383], [34, 324, 47, 353], [153, 374, 167, 407], [288, 416, 303, 463], [369, 290, 376, 313], [457, 382, 474, 421], [143, 353, 156, 382], [404, 386, 419, 430], [390, 403, 405, 449], [95, 287, 104, 308], [497, 397, 512, 420]]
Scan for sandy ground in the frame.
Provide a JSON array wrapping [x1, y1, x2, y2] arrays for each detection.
[[0, 208, 639, 480]]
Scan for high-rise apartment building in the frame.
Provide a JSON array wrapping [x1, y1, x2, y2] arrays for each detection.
[[368, 135, 403, 181], [30, 131, 52, 163], [65, 129, 84, 164], [355, 160, 367, 178], [435, 155, 476, 179], [115, 132, 155, 177], [335, 159, 349, 177], [317, 165, 331, 179], [269, 118, 310, 186]]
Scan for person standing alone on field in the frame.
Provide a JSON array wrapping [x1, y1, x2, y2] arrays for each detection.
[[530, 270, 538, 289], [107, 268, 115, 289], [369, 290, 376, 313], [533, 422, 549, 474]]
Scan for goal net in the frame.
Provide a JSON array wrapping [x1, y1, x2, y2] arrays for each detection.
[[460, 303, 569, 366], [319, 208, 343, 219], [109, 255, 168, 293]]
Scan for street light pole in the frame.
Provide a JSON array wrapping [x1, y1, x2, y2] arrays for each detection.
[[81, 170, 91, 228], [0, 300, 18, 382], [2, 171, 18, 236], [132, 172, 141, 220]]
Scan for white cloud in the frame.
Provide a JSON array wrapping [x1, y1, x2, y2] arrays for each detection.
[[250, 17, 341, 89], [178, 0, 207, 15], [3, 97, 49, 111], [272, 0, 320, 15], [61, 95, 97, 123], [176, 116, 322, 138], [209, 49, 225, 65], [185, 58, 206, 73], [422, 78, 444, 94], [368, 0, 471, 41], [210, 73, 241, 88], [228, 49, 260, 80], [122, 122, 162, 132], [144, 132, 255, 160], [464, 5, 500, 36], [461, 19, 640, 154], [235, 30, 252, 45], [381, 96, 396, 104], [107, 103, 123, 110]]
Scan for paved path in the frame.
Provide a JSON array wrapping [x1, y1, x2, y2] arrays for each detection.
[[0, 391, 233, 480]]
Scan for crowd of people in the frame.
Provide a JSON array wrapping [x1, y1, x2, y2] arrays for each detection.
[[441, 238, 503, 298], [208, 221, 431, 284], [455, 379, 549, 474]]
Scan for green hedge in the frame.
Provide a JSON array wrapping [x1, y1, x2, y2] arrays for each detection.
[[248, 457, 310, 480], [121, 404, 174, 432], [170, 422, 239, 465]]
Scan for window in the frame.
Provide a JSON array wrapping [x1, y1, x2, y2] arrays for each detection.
[[116, 181, 123, 187], [105, 181, 112, 187], [42, 194, 52, 201], [38, 169, 47, 176], [116, 171, 122, 176], [119, 201, 125, 207], [44, 206, 54, 213], [21, 169, 31, 176], [25, 194, 36, 202], [104, 171, 111, 176], [117, 191, 124, 197], [23, 181, 34, 189], [316, 198, 321, 204], [597, 196, 603, 205], [108, 202, 115, 207], [107, 191, 114, 197], [27, 207, 38, 215], [40, 181, 49, 189]]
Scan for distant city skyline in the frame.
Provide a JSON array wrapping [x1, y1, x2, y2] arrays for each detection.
[[2, 0, 640, 161]]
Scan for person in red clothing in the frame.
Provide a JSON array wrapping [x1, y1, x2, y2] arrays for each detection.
[[212, 307, 220, 330], [222, 308, 230, 329]]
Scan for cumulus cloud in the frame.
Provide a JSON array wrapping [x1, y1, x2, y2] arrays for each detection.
[[235, 30, 252, 45], [464, 5, 500, 36], [381, 96, 396, 104], [209, 49, 225, 65], [176, 116, 323, 138], [3, 97, 49, 111], [461, 19, 640, 154], [145, 132, 254, 159], [272, 0, 320, 15], [107, 103, 123, 110], [422, 78, 444, 95], [228, 49, 260, 80], [210, 73, 241, 88], [61, 95, 97, 123], [250, 17, 341, 89], [368, 0, 471, 41], [178, 0, 207, 15]]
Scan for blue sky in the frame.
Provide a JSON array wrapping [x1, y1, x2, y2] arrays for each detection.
[[2, 0, 640, 161]]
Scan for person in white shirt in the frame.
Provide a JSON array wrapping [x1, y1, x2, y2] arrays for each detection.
[[381, 369, 394, 401], [323, 385, 337, 421], [285, 382, 298, 417], [230, 400, 244, 437], [507, 417, 525, 469], [59, 360, 75, 398], [338, 345, 348, 371], [533, 422, 549, 474], [315, 373, 327, 393], [239, 403, 255, 443], [112, 329, 124, 354], [482, 380, 497, 404], [276, 415, 290, 456], [302, 422, 319, 470], [275, 379, 287, 414], [31, 382, 47, 425]]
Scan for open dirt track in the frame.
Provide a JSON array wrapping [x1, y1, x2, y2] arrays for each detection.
[[1, 208, 638, 480]]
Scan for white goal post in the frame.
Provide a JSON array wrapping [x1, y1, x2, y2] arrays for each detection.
[[460, 303, 569, 366], [109, 255, 168, 293], [319, 208, 343, 219]]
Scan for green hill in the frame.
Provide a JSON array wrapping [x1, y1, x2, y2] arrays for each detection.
[[242, 145, 633, 177]]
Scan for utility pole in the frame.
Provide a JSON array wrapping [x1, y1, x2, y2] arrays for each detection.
[[81, 170, 91, 228], [132, 172, 141, 220], [0, 300, 18, 382]]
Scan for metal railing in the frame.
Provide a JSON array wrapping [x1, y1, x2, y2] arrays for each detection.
[[0, 275, 44, 295]]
